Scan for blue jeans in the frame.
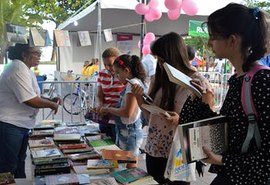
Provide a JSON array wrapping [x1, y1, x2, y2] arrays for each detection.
[[0, 121, 30, 178], [114, 117, 143, 156]]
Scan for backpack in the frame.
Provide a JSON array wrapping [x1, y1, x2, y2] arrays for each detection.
[[241, 64, 270, 153]]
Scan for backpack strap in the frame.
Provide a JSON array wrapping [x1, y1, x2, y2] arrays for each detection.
[[241, 64, 270, 153]]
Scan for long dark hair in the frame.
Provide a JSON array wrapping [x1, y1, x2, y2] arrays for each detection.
[[149, 32, 196, 111], [207, 3, 268, 72], [113, 54, 146, 84], [7, 43, 30, 61]]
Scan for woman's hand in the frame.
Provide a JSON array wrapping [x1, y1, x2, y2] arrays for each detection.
[[162, 111, 179, 125], [131, 84, 144, 97], [202, 146, 224, 165], [191, 79, 214, 108], [99, 107, 109, 115]]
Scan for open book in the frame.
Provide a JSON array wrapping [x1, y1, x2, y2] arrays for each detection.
[[163, 62, 202, 98], [178, 115, 228, 163]]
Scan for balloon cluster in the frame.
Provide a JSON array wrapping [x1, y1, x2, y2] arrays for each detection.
[[166, 0, 198, 20], [138, 32, 156, 56], [135, 0, 198, 21], [135, 0, 162, 22]]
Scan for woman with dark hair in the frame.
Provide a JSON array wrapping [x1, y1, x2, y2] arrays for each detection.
[[131, 32, 213, 184], [100, 54, 146, 168], [0, 43, 60, 178], [188, 3, 270, 185]]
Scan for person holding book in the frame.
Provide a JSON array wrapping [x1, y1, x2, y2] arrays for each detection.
[[96, 47, 125, 142], [131, 32, 213, 184], [187, 4, 270, 185], [100, 54, 146, 168], [0, 43, 60, 178]]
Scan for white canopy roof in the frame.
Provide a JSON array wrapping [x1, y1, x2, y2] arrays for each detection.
[[58, 0, 243, 36]]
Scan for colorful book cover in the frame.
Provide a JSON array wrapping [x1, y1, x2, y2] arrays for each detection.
[[111, 168, 149, 184], [31, 129, 54, 137], [66, 150, 101, 161], [89, 138, 114, 147], [31, 147, 62, 159], [89, 177, 118, 185], [101, 150, 136, 163], [28, 138, 55, 148], [62, 146, 93, 154], [87, 159, 118, 169]]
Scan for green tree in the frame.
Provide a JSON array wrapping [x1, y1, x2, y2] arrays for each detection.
[[244, 0, 270, 12]]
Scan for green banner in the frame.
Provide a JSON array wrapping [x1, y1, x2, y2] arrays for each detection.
[[188, 20, 208, 37]]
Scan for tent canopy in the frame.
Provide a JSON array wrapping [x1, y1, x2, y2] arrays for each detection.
[[58, 0, 243, 36]]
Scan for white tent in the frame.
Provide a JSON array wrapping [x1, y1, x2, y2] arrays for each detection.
[[57, 0, 243, 73]]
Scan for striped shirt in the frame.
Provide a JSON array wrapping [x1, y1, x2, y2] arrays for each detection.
[[97, 69, 125, 106]]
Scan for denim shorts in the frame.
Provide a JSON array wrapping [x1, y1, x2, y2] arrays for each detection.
[[114, 117, 143, 156]]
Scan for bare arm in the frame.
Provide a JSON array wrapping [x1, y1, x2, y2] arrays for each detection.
[[24, 96, 59, 113]]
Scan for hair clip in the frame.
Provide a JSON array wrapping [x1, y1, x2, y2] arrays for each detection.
[[116, 57, 126, 68], [250, 7, 260, 20]]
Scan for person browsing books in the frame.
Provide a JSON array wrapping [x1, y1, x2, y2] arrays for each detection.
[[100, 54, 146, 168], [131, 32, 214, 184], [186, 4, 270, 185], [0, 43, 60, 178], [96, 48, 125, 141]]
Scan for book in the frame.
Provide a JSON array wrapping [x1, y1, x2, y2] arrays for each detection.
[[45, 173, 79, 185], [62, 146, 94, 154], [28, 138, 55, 148], [31, 147, 62, 159], [33, 157, 69, 166], [111, 168, 152, 185], [87, 159, 118, 169], [178, 115, 228, 163], [163, 62, 202, 98], [89, 177, 118, 185], [54, 30, 71, 47], [141, 104, 170, 117], [0, 172, 15, 185], [54, 127, 80, 134], [88, 138, 114, 147], [72, 165, 110, 175], [94, 144, 121, 155], [59, 143, 88, 150], [53, 134, 81, 142], [29, 27, 45, 47], [78, 31, 92, 46], [66, 150, 101, 161], [34, 162, 70, 176], [101, 149, 136, 163], [31, 129, 54, 137]]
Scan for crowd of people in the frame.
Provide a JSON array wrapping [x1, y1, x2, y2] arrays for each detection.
[[0, 3, 270, 185]]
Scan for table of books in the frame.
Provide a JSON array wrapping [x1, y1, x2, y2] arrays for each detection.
[[23, 120, 158, 185]]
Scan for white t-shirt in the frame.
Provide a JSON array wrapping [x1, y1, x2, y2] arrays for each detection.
[[141, 54, 157, 91], [120, 78, 145, 124], [0, 59, 40, 129]]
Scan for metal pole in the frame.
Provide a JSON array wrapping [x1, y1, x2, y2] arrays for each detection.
[[139, 0, 146, 59], [97, 0, 102, 70]]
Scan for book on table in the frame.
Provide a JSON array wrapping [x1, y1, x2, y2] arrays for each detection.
[[88, 138, 115, 147], [65, 150, 101, 161], [45, 173, 79, 185], [58, 143, 88, 150], [62, 146, 94, 154], [101, 149, 136, 163], [86, 159, 118, 169], [28, 138, 55, 148], [31, 147, 62, 159], [178, 115, 228, 163], [111, 168, 153, 185], [31, 129, 54, 137], [72, 165, 110, 175], [163, 62, 202, 98], [89, 177, 119, 185]]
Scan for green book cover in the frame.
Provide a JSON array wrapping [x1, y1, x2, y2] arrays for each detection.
[[89, 138, 114, 147]]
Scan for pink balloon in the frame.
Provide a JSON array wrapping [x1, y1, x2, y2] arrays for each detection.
[[142, 45, 151, 56], [144, 32, 155, 45], [148, 8, 162, 20], [182, 0, 198, 16], [145, 13, 154, 22], [165, 0, 182, 10], [135, 3, 149, 15], [167, 8, 181, 20], [148, 0, 159, 8]]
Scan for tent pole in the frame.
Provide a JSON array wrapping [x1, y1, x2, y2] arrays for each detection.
[[139, 0, 146, 59], [97, 0, 102, 70]]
